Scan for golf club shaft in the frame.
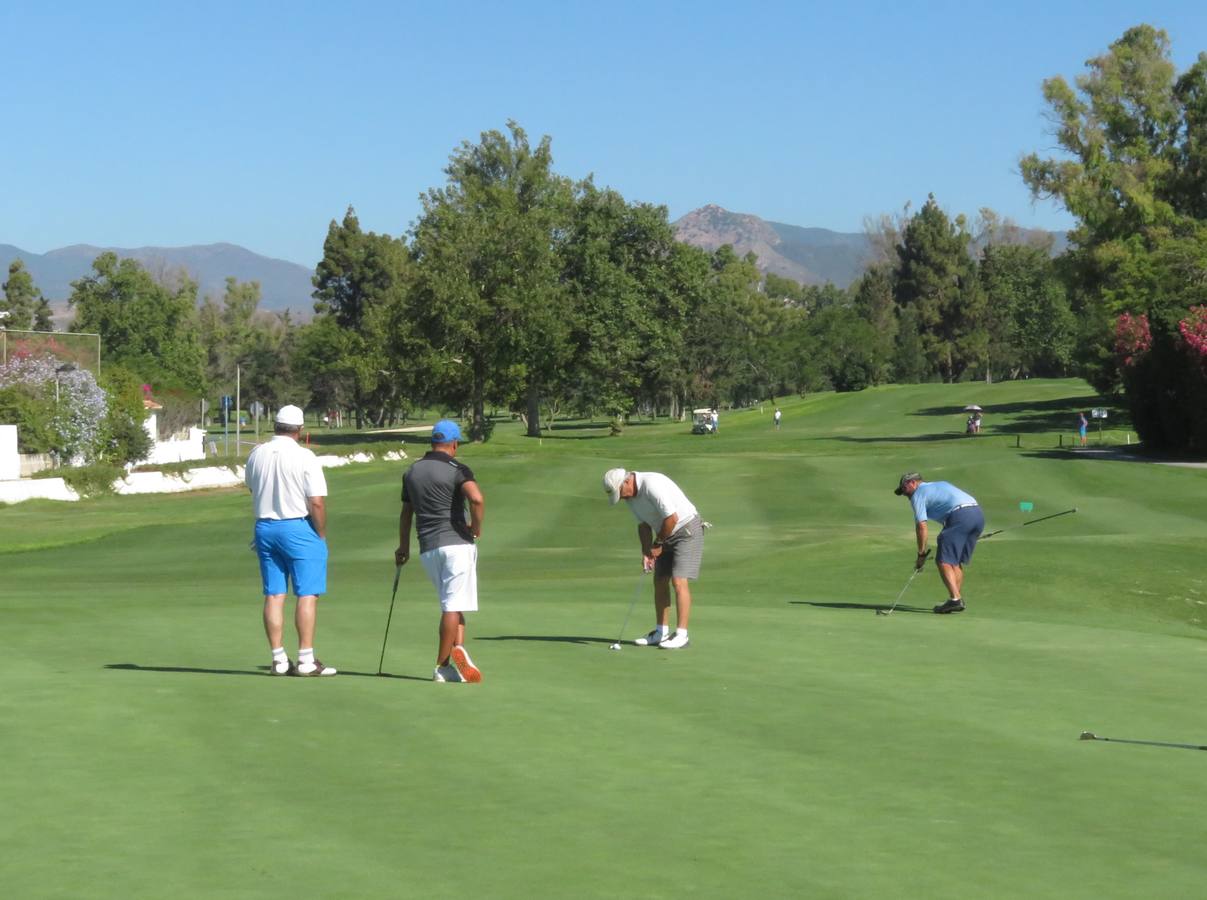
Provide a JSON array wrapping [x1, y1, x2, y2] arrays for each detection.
[[1084, 732, 1207, 751], [614, 569, 648, 643], [882, 549, 931, 615], [983, 507, 1077, 539], [376, 565, 403, 674]]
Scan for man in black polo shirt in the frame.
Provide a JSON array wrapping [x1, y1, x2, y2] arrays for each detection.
[[395, 419, 486, 683]]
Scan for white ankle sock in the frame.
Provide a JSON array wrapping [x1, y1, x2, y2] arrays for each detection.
[[654, 625, 669, 635], [271, 647, 288, 662], [674, 628, 688, 637], [298, 648, 315, 665]]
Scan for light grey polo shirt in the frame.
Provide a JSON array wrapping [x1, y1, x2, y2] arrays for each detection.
[[625, 472, 698, 536]]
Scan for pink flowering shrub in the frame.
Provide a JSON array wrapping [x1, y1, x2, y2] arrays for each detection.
[[1114, 312, 1152, 367], [1178, 306, 1207, 361]]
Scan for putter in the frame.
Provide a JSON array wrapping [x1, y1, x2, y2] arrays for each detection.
[[610, 566, 651, 650], [1080, 731, 1207, 751], [982, 507, 1077, 539], [876, 549, 932, 616], [376, 564, 403, 675]]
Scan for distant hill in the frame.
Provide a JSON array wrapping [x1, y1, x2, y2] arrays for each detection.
[[673, 205, 871, 287], [673, 205, 1067, 289], [0, 243, 315, 315]]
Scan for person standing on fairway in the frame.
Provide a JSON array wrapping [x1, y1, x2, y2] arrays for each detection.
[[396, 419, 485, 683], [245, 404, 336, 676], [603, 468, 704, 648], [773, 407, 782, 430], [895, 472, 984, 614]]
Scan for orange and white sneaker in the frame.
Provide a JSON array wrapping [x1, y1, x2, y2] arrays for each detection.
[[451, 645, 482, 683]]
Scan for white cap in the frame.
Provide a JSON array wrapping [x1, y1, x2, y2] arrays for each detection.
[[275, 405, 305, 426], [602, 468, 627, 505]]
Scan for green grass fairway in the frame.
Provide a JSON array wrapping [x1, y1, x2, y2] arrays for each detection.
[[4, 380, 1206, 898]]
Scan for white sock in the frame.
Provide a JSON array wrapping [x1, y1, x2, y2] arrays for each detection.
[[654, 625, 670, 636], [271, 647, 288, 662], [298, 648, 315, 665], [675, 628, 688, 637]]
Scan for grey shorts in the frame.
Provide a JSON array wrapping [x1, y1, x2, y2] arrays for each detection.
[[654, 516, 704, 580]]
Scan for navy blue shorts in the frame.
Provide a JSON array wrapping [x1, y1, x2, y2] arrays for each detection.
[[937, 506, 984, 566]]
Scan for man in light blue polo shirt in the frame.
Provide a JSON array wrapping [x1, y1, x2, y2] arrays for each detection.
[[894, 472, 985, 614]]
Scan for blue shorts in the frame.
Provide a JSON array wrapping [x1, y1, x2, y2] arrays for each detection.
[[937, 506, 984, 567], [255, 518, 328, 597]]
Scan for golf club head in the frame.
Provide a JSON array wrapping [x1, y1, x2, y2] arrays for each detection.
[[874, 609, 890, 616], [1079, 731, 1098, 741], [609, 643, 622, 651]]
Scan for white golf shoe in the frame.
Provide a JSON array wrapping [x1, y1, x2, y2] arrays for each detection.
[[293, 659, 337, 676], [433, 665, 464, 683], [659, 631, 690, 650], [633, 629, 668, 646]]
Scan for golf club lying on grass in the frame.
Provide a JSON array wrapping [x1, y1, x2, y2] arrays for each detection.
[[982, 507, 1077, 539], [376, 564, 403, 675], [609, 566, 651, 650], [875, 549, 931, 616], [1079, 731, 1207, 751]]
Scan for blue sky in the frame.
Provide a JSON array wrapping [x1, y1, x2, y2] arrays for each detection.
[[2, 1, 1205, 268]]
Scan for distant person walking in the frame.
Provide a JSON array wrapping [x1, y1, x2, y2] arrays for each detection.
[[1078, 411, 1088, 447], [894, 472, 984, 614], [245, 404, 336, 676], [602, 468, 704, 649], [773, 408, 782, 430], [396, 420, 485, 683], [711, 409, 719, 434]]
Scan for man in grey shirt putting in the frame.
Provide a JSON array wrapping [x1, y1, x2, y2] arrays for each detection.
[[603, 468, 704, 649]]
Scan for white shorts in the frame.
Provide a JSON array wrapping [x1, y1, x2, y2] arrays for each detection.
[[420, 543, 479, 613]]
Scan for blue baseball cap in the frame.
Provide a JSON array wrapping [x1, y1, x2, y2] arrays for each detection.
[[431, 419, 462, 443]]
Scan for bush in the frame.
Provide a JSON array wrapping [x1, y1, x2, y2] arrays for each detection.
[[98, 365, 153, 466], [0, 384, 56, 453], [60, 463, 122, 498]]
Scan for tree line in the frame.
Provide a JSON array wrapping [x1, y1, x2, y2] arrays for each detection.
[[3, 23, 1205, 452]]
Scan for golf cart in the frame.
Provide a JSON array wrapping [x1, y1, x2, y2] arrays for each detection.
[[691, 408, 716, 435]]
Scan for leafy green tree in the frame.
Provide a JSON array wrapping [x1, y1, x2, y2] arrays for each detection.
[[851, 265, 898, 384], [1021, 25, 1207, 447], [200, 278, 307, 414], [894, 196, 987, 381], [311, 208, 415, 427], [410, 123, 572, 439], [68, 253, 205, 391], [979, 243, 1076, 378], [96, 365, 152, 465], [556, 183, 683, 422], [2, 260, 42, 330], [893, 306, 930, 383]]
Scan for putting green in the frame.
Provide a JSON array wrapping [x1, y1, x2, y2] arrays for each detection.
[[3, 379, 1206, 898]]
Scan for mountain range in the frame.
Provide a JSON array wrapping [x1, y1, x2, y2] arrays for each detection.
[[0, 243, 316, 315], [673, 205, 872, 287], [3, 207, 1065, 319]]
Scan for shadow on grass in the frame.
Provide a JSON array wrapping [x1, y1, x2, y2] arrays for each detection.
[[1022, 448, 1207, 464], [476, 634, 616, 646], [833, 433, 964, 444], [789, 601, 930, 614], [308, 431, 431, 449], [104, 663, 430, 681], [911, 395, 1119, 433]]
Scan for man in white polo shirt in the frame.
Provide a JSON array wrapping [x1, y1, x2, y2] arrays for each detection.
[[602, 468, 704, 649], [245, 405, 336, 676]]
